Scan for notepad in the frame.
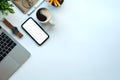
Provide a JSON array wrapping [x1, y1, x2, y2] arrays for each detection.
[[13, 0, 38, 13]]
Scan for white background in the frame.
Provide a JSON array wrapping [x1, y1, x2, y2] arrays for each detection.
[[0, 0, 120, 80]]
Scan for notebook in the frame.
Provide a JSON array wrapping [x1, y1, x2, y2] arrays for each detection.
[[13, 0, 38, 13]]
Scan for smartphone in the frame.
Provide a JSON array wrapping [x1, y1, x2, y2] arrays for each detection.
[[21, 17, 49, 46]]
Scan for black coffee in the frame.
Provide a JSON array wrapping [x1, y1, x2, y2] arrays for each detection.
[[36, 10, 47, 21]]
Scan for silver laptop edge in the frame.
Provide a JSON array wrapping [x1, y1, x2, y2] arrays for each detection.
[[0, 26, 31, 80]]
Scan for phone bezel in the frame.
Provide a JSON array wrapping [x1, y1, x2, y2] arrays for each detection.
[[21, 17, 49, 46]]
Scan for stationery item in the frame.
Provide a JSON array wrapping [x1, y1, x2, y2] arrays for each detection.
[[22, 17, 49, 45], [28, 0, 46, 16], [36, 7, 54, 25], [2, 18, 23, 38], [13, 0, 38, 13]]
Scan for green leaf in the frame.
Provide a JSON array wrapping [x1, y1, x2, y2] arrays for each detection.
[[0, 0, 15, 15]]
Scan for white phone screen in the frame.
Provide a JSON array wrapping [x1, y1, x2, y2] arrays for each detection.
[[22, 17, 49, 45]]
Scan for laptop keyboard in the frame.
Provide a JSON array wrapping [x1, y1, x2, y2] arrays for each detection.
[[0, 32, 16, 61]]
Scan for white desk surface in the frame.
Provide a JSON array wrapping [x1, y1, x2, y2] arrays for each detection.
[[0, 0, 120, 80]]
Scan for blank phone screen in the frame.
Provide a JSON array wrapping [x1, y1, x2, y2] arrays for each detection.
[[22, 17, 49, 45]]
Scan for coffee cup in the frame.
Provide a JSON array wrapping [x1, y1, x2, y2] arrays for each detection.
[[36, 7, 54, 26]]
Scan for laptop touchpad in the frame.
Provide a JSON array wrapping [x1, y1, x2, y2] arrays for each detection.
[[0, 56, 19, 80]]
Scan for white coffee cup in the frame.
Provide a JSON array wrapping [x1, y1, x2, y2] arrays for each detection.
[[36, 7, 54, 25]]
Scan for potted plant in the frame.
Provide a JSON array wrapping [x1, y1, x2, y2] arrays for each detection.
[[0, 0, 14, 15]]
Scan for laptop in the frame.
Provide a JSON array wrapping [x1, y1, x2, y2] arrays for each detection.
[[0, 26, 30, 80]]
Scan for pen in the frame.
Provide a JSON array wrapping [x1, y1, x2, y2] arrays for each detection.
[[27, 0, 46, 16]]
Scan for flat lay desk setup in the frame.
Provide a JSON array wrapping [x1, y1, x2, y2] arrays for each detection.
[[0, 0, 120, 80]]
